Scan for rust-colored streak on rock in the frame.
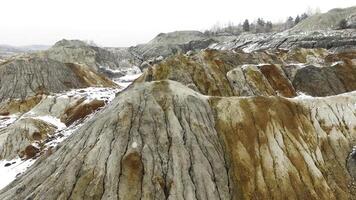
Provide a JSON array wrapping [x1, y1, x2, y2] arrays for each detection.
[[118, 151, 144, 200], [61, 99, 105, 126], [259, 64, 297, 97]]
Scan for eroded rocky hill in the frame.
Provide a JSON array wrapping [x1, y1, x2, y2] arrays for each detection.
[[0, 46, 355, 199]]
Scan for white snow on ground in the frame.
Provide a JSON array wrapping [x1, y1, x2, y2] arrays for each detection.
[[45, 112, 90, 148], [0, 115, 18, 129], [293, 92, 314, 100], [64, 87, 122, 103], [114, 70, 143, 88], [242, 43, 258, 53], [0, 158, 36, 189], [31, 116, 67, 130], [331, 61, 344, 67], [98, 65, 123, 74], [286, 63, 306, 68], [257, 63, 271, 67], [131, 142, 138, 148], [0, 68, 143, 190]]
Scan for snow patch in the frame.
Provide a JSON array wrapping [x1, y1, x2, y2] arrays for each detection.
[[114, 72, 143, 88], [293, 92, 314, 100], [0, 115, 18, 129], [331, 61, 344, 67], [242, 43, 258, 53], [131, 142, 138, 148], [286, 63, 306, 68], [31, 116, 66, 130], [63, 87, 121, 103], [257, 63, 271, 67], [0, 158, 36, 190]]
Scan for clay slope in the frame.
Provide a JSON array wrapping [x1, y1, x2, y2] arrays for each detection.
[[137, 48, 356, 97], [0, 80, 355, 199], [0, 56, 115, 101]]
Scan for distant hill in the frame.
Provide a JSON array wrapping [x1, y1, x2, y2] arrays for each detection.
[[291, 6, 356, 32], [0, 44, 50, 58]]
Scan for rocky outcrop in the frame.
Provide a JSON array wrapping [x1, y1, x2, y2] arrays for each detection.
[[0, 85, 118, 161], [0, 56, 116, 101], [210, 92, 356, 199], [125, 31, 232, 69], [42, 39, 122, 70], [0, 117, 56, 160], [137, 48, 356, 97], [211, 29, 356, 53], [0, 80, 355, 199]]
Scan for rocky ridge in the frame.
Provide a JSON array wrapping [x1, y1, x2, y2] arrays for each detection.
[[137, 48, 356, 97]]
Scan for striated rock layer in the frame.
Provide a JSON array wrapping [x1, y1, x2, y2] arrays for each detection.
[[0, 80, 355, 199]]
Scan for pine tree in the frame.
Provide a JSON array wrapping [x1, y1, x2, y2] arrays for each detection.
[[294, 15, 301, 25], [301, 13, 309, 20], [243, 19, 250, 32], [265, 21, 273, 32], [285, 16, 294, 29], [256, 18, 265, 33], [339, 19, 348, 29]]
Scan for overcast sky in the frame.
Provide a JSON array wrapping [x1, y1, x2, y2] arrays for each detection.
[[1, 0, 355, 47]]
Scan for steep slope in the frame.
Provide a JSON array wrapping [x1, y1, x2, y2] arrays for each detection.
[[0, 55, 116, 101], [0, 80, 355, 199], [291, 6, 356, 32]]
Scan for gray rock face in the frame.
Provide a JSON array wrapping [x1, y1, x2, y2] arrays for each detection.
[[0, 81, 231, 200], [292, 64, 353, 96], [0, 56, 116, 101]]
